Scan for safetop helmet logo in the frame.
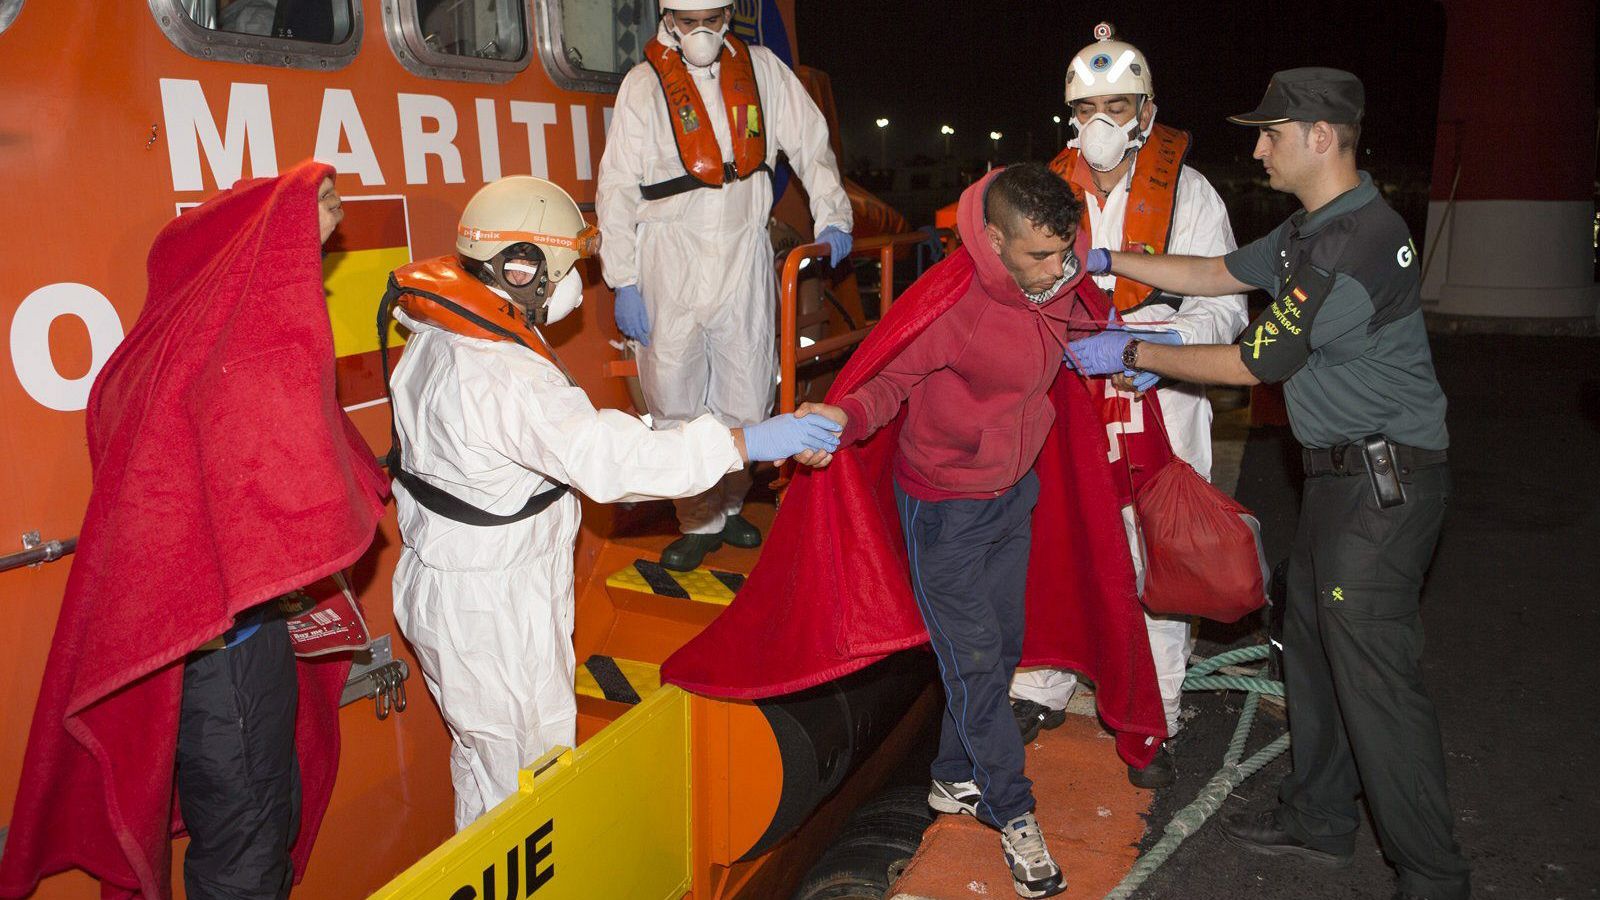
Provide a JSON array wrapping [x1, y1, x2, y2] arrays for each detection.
[[1091, 53, 1113, 71]]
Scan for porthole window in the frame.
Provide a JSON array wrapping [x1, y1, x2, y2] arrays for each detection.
[[150, 0, 361, 70], [0, 0, 24, 32], [385, 0, 533, 83], [535, 0, 659, 93]]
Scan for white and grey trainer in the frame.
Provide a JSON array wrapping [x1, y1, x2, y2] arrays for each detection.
[[927, 778, 982, 817], [1000, 812, 1066, 898]]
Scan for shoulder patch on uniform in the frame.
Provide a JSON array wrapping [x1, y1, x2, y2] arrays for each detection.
[[1340, 200, 1421, 333]]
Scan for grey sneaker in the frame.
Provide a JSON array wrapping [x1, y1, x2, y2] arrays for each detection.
[[928, 778, 981, 816], [1000, 812, 1066, 898]]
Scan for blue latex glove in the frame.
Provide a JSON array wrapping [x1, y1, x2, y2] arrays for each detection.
[[1064, 328, 1132, 376], [741, 413, 843, 463], [1065, 325, 1184, 376], [1064, 305, 1120, 372], [1085, 247, 1112, 275], [614, 284, 651, 345], [1127, 370, 1162, 393], [817, 225, 853, 268]]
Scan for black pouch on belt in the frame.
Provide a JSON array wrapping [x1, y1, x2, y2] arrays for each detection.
[[1360, 434, 1407, 509]]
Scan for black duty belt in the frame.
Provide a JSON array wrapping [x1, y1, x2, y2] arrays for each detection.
[[1302, 441, 1447, 478]]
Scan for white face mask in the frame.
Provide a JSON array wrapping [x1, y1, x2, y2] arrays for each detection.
[[677, 23, 727, 67], [541, 268, 584, 325], [1074, 112, 1144, 172]]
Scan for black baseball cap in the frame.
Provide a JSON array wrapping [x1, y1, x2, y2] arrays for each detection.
[[1228, 68, 1364, 126]]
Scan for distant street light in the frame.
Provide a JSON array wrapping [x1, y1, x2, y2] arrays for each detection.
[[940, 124, 954, 157], [1053, 114, 1062, 148], [875, 117, 890, 169], [989, 131, 1002, 156]]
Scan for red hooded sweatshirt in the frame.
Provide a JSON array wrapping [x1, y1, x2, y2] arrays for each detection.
[[662, 169, 1167, 767], [837, 172, 1096, 499]]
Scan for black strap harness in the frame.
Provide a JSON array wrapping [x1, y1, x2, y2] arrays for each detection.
[[377, 278, 568, 527], [640, 161, 773, 201]]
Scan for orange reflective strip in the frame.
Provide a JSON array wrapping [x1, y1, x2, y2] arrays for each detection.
[[457, 224, 599, 256]]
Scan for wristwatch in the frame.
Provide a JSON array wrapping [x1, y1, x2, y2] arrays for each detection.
[[1122, 339, 1141, 370]]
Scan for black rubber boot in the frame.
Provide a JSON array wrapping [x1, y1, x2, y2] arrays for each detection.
[[720, 514, 762, 549], [1127, 742, 1176, 789], [659, 533, 723, 572]]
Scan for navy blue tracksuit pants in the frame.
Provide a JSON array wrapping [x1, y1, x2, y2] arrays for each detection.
[[897, 470, 1039, 827]]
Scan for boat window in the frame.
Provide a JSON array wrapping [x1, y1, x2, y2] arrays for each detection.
[[0, 0, 23, 33], [535, 0, 659, 93], [384, 0, 532, 82], [150, 0, 361, 70]]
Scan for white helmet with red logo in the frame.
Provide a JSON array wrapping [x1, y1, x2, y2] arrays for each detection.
[[1065, 22, 1153, 104]]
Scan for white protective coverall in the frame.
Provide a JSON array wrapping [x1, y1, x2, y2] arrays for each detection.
[[388, 308, 744, 829], [1011, 163, 1247, 736], [596, 23, 851, 535]]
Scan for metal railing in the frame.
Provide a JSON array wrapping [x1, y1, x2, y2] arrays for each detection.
[[0, 536, 77, 575], [0, 453, 391, 576], [776, 230, 940, 413]]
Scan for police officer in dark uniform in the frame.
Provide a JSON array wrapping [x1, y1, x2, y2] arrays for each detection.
[[1058, 68, 1470, 900]]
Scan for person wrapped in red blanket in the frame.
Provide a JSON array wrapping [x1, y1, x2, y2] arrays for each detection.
[[662, 164, 1165, 899], [0, 162, 389, 900]]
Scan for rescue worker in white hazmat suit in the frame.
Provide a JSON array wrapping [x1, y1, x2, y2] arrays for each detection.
[[1009, 24, 1248, 788], [597, 0, 854, 572], [385, 176, 842, 830]]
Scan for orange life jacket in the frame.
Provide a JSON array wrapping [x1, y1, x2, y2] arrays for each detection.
[[1050, 123, 1191, 312], [642, 33, 769, 200], [378, 256, 568, 525], [386, 255, 556, 363]]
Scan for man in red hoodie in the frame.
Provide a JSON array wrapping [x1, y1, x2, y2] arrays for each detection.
[[799, 162, 1123, 899]]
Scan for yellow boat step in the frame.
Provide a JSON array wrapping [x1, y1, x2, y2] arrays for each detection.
[[575, 654, 662, 705], [604, 558, 747, 607]]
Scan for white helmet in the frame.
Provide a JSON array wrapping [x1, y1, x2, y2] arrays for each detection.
[[1065, 22, 1153, 104], [456, 175, 594, 285], [456, 176, 597, 324], [659, 0, 731, 10]]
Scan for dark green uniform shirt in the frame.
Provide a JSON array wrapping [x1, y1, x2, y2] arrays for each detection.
[[1224, 172, 1448, 450]]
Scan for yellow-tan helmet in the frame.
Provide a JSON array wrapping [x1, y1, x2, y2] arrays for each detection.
[[1065, 22, 1153, 104], [455, 175, 596, 285]]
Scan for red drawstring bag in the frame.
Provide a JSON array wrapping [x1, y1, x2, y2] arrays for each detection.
[[1123, 401, 1271, 623]]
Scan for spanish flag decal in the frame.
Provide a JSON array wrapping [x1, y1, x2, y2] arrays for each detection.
[[321, 196, 413, 408]]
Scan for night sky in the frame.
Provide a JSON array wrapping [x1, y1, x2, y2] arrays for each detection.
[[795, 1, 1448, 178]]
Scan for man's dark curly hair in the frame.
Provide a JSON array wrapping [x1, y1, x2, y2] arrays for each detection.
[[983, 162, 1082, 240]]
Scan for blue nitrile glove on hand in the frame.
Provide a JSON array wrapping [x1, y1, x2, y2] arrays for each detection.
[[1085, 247, 1112, 275], [1064, 307, 1185, 377], [1064, 328, 1133, 376], [741, 413, 843, 463], [1127, 370, 1161, 393], [817, 225, 853, 267], [614, 284, 651, 345], [1064, 305, 1125, 373]]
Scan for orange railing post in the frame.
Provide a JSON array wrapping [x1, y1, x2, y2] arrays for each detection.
[[775, 231, 939, 414], [777, 241, 831, 415]]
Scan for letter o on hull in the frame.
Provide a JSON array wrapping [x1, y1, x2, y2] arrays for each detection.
[[10, 282, 124, 411]]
